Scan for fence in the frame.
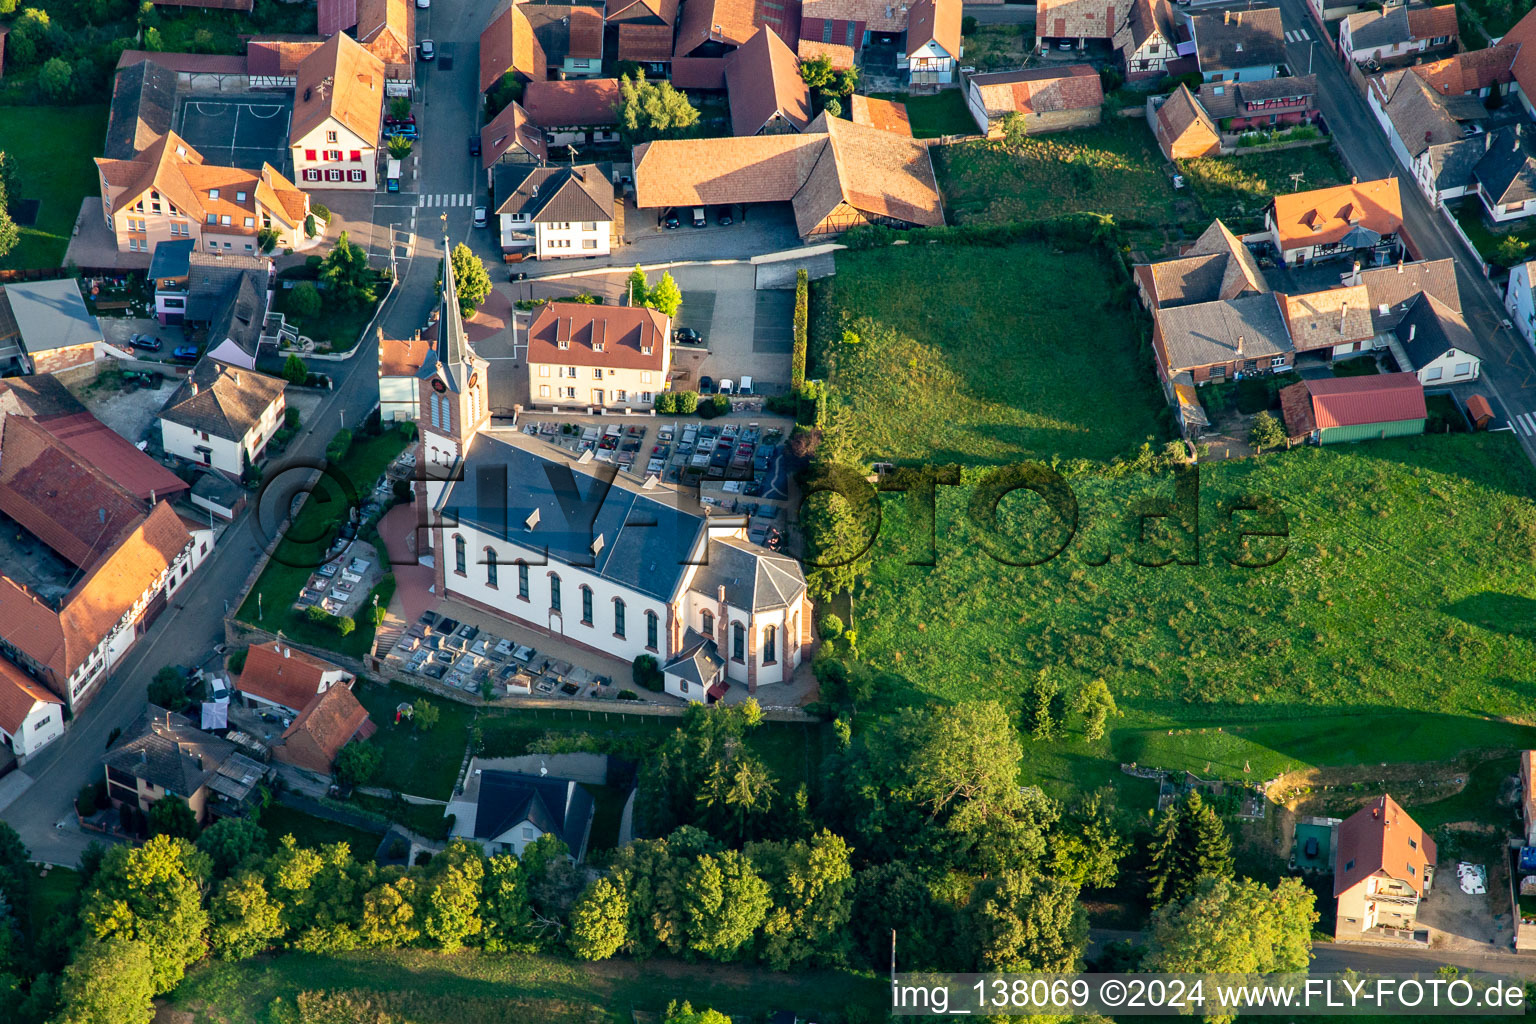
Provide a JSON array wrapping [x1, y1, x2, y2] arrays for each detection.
[[1437, 200, 1493, 278]]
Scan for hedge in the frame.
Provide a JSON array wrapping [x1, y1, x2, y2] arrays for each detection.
[[792, 268, 808, 390]]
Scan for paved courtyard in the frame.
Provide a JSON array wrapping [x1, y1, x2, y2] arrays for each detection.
[[174, 94, 294, 173]]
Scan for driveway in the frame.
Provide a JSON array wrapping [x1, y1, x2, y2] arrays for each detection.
[[73, 373, 175, 445]]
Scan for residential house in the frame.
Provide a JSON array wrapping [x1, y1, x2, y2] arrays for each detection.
[[1522, 750, 1536, 846], [195, 269, 269, 370], [607, 0, 679, 71], [158, 359, 288, 477], [314, 0, 416, 92], [379, 330, 433, 421], [632, 111, 945, 239], [1412, 44, 1517, 101], [1368, 69, 1490, 206], [0, 417, 210, 710], [526, 301, 670, 408], [150, 240, 195, 324], [1395, 292, 1481, 384], [0, 655, 64, 757], [725, 27, 813, 136], [673, 0, 801, 63], [1471, 125, 1536, 222], [1279, 373, 1427, 444], [492, 164, 615, 260], [966, 65, 1104, 138], [1113, 0, 1178, 82], [95, 131, 313, 258], [1, 279, 104, 375], [289, 34, 386, 190], [1264, 177, 1404, 266], [1200, 75, 1319, 132], [102, 706, 272, 825], [519, 1, 607, 79], [1505, 258, 1536, 350], [236, 640, 357, 716], [1189, 7, 1285, 83], [521, 79, 621, 146], [1133, 219, 1268, 312], [848, 94, 912, 134], [1334, 794, 1435, 939], [479, 3, 548, 94], [1151, 291, 1293, 382], [414, 255, 812, 694], [271, 683, 376, 776], [104, 60, 177, 161], [480, 101, 551, 173], [1499, 8, 1536, 120], [1035, 0, 1121, 53], [1153, 83, 1221, 160], [1339, 3, 1457, 65], [903, 0, 962, 85], [446, 768, 595, 860], [166, 251, 272, 359]]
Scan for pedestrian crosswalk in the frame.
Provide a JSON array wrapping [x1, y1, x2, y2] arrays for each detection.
[[418, 192, 475, 208], [1284, 28, 1312, 42], [1513, 412, 1536, 436]]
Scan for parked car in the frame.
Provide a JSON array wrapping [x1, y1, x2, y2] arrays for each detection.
[[172, 345, 199, 361], [473, 206, 488, 228], [415, 0, 428, 8], [468, 135, 482, 157], [420, 39, 436, 60], [384, 114, 415, 129], [1057, 40, 1074, 50], [699, 375, 715, 394], [675, 326, 702, 344], [664, 211, 680, 229], [717, 208, 733, 226], [691, 207, 706, 228], [508, 270, 528, 281], [128, 334, 161, 351]]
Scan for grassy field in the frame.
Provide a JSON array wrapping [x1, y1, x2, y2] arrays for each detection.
[[172, 949, 887, 1024], [933, 118, 1190, 227], [810, 240, 1168, 468], [353, 681, 477, 799], [960, 24, 1034, 72], [1452, 198, 1536, 267], [258, 804, 383, 853], [869, 89, 975, 138], [0, 106, 109, 270], [1179, 144, 1352, 234], [234, 427, 410, 657]]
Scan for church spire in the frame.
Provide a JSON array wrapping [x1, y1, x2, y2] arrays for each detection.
[[416, 220, 473, 392]]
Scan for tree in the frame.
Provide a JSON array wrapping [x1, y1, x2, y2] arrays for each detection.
[[1001, 111, 1029, 153], [832, 67, 859, 97], [568, 877, 629, 960], [147, 666, 189, 712], [39, 57, 73, 101], [318, 231, 376, 308], [411, 698, 440, 732], [53, 937, 154, 1024], [1076, 678, 1117, 741], [481, 854, 531, 951], [675, 390, 699, 414], [449, 243, 491, 318], [971, 873, 1087, 972], [823, 97, 842, 119], [208, 872, 285, 959], [746, 829, 854, 970], [683, 850, 770, 961], [641, 703, 776, 840], [645, 271, 682, 318], [626, 264, 649, 306], [79, 836, 210, 993], [1146, 791, 1234, 908], [148, 797, 199, 839], [1024, 668, 1060, 740], [695, 755, 776, 843], [256, 227, 279, 254], [617, 73, 701, 143], [288, 281, 321, 319], [386, 134, 413, 159], [334, 742, 382, 786], [799, 54, 834, 90], [283, 354, 310, 386], [632, 654, 664, 692], [421, 841, 484, 950], [1048, 789, 1128, 890], [389, 97, 411, 120], [197, 818, 267, 878], [0, 160, 16, 259], [1250, 410, 1288, 452], [663, 1002, 731, 1024], [522, 835, 584, 940], [356, 875, 419, 948], [800, 471, 876, 600]]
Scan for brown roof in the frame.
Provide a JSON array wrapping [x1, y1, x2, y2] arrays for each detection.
[[607, 0, 678, 25], [155, 0, 253, 9], [1278, 381, 1316, 438], [1406, 4, 1458, 41], [356, 0, 414, 66], [380, 334, 433, 377], [726, 27, 813, 136], [480, 4, 548, 93], [239, 640, 354, 712], [6, 408, 187, 505], [670, 56, 729, 89], [318, 0, 358, 36], [160, 360, 287, 441], [1190, 6, 1284, 71], [1281, 284, 1374, 351], [798, 0, 906, 33], [1358, 257, 1461, 330], [635, 132, 825, 205], [522, 78, 620, 128], [969, 64, 1104, 121], [1271, 178, 1403, 252], [1504, 8, 1536, 99], [1114, 0, 1176, 54], [1308, 372, 1427, 429], [1412, 44, 1516, 97], [1334, 794, 1436, 897], [675, 0, 761, 55], [291, 33, 386, 147], [1037, 0, 1119, 40], [796, 38, 857, 69], [848, 94, 911, 135], [0, 655, 61, 736], [246, 38, 325, 77], [114, 49, 248, 74], [1154, 83, 1220, 159], [567, 6, 606, 58], [1191, 219, 1268, 299], [619, 23, 677, 61], [906, 0, 962, 58], [275, 682, 374, 774], [527, 302, 670, 369], [481, 101, 550, 167]]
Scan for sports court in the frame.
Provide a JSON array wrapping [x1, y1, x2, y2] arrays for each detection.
[[174, 95, 293, 172]]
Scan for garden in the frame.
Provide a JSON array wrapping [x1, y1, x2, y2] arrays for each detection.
[[271, 231, 387, 353], [1452, 197, 1536, 268], [868, 89, 974, 138], [1178, 144, 1352, 234], [0, 105, 108, 269]]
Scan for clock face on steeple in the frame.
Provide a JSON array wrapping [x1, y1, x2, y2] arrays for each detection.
[[431, 378, 447, 393], [468, 372, 479, 389]]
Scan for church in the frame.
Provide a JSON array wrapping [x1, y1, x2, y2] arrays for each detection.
[[411, 240, 812, 702]]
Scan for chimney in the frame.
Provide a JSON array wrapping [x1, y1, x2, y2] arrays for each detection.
[[1236, 335, 1244, 355], [283, 647, 291, 658], [1350, 259, 1362, 285], [1351, 175, 1358, 184], [233, 370, 241, 386], [1339, 301, 1348, 334], [1225, 9, 1231, 22], [1409, 323, 1416, 341], [1397, 258, 1404, 273]]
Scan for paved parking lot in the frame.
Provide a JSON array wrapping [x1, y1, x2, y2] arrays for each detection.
[[174, 95, 293, 173]]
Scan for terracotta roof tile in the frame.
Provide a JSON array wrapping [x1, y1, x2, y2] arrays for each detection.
[[318, 0, 358, 36], [619, 22, 676, 60], [848, 94, 911, 135], [0, 655, 60, 736], [1037, 0, 1120, 41], [675, 0, 762, 55], [671, 56, 729, 88], [480, 4, 548, 93], [1503, 7, 1536, 98], [906, 0, 961, 59], [1406, 4, 1459, 42], [970, 64, 1103, 120], [380, 334, 433, 377], [291, 33, 386, 147], [1271, 177, 1403, 252], [247, 38, 324, 77], [795, 37, 857, 68], [725, 27, 813, 136], [527, 302, 669, 370], [608, 0, 678, 25], [356, 0, 413, 66], [239, 640, 353, 713], [1412, 44, 1516, 97], [1334, 793, 1436, 896], [522, 78, 620, 128], [481, 101, 550, 167], [800, 0, 902, 33], [276, 683, 373, 774], [1281, 284, 1374, 351], [115, 49, 247, 75]]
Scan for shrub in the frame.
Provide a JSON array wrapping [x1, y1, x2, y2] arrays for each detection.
[[632, 654, 664, 692], [711, 393, 730, 415], [617, 689, 641, 700], [326, 428, 353, 462], [675, 390, 699, 414], [336, 616, 356, 637], [655, 392, 676, 413], [288, 282, 320, 318], [227, 648, 248, 675], [285, 407, 301, 429], [961, 14, 977, 34], [791, 269, 808, 390], [819, 613, 845, 641], [306, 606, 332, 626], [282, 354, 309, 385]]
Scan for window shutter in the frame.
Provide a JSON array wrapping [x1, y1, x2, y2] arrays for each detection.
[[350, 151, 361, 162], [306, 149, 317, 160]]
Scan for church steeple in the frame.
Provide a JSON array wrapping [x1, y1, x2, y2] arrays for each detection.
[[417, 223, 474, 393], [415, 226, 490, 470]]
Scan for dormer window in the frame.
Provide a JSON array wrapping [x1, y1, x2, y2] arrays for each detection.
[[557, 339, 569, 349], [593, 341, 604, 352], [209, 189, 219, 199]]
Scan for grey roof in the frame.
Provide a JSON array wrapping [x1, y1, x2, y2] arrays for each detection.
[[691, 536, 806, 612], [439, 432, 708, 602], [161, 358, 287, 440], [662, 628, 724, 687], [417, 233, 474, 392], [492, 163, 615, 224], [1358, 258, 1461, 331], [1345, 6, 1411, 50], [1155, 292, 1292, 372], [105, 61, 178, 160], [185, 251, 270, 322], [103, 705, 238, 798], [1231, 73, 1316, 102], [1425, 136, 1487, 192], [1376, 70, 1465, 158], [1189, 219, 1268, 299], [206, 271, 267, 361], [1139, 219, 1266, 310], [150, 239, 195, 282], [4, 279, 103, 354], [1396, 292, 1477, 367], [1191, 7, 1284, 71], [1473, 126, 1536, 207], [192, 470, 245, 506], [472, 770, 594, 854], [521, 0, 605, 64], [0, 374, 84, 418]]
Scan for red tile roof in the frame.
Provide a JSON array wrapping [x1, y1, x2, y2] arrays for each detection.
[[906, 0, 961, 58], [379, 334, 433, 377], [527, 302, 670, 370], [725, 27, 813, 136], [1334, 793, 1436, 897], [0, 655, 60, 736], [275, 682, 374, 774], [522, 78, 621, 128], [318, 0, 358, 36], [1306, 372, 1426, 429], [670, 56, 729, 89], [238, 640, 353, 713], [619, 22, 676, 61], [114, 49, 247, 74], [1270, 178, 1403, 252], [1406, 4, 1458, 42], [479, 3, 547, 93], [481, 101, 550, 167]]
